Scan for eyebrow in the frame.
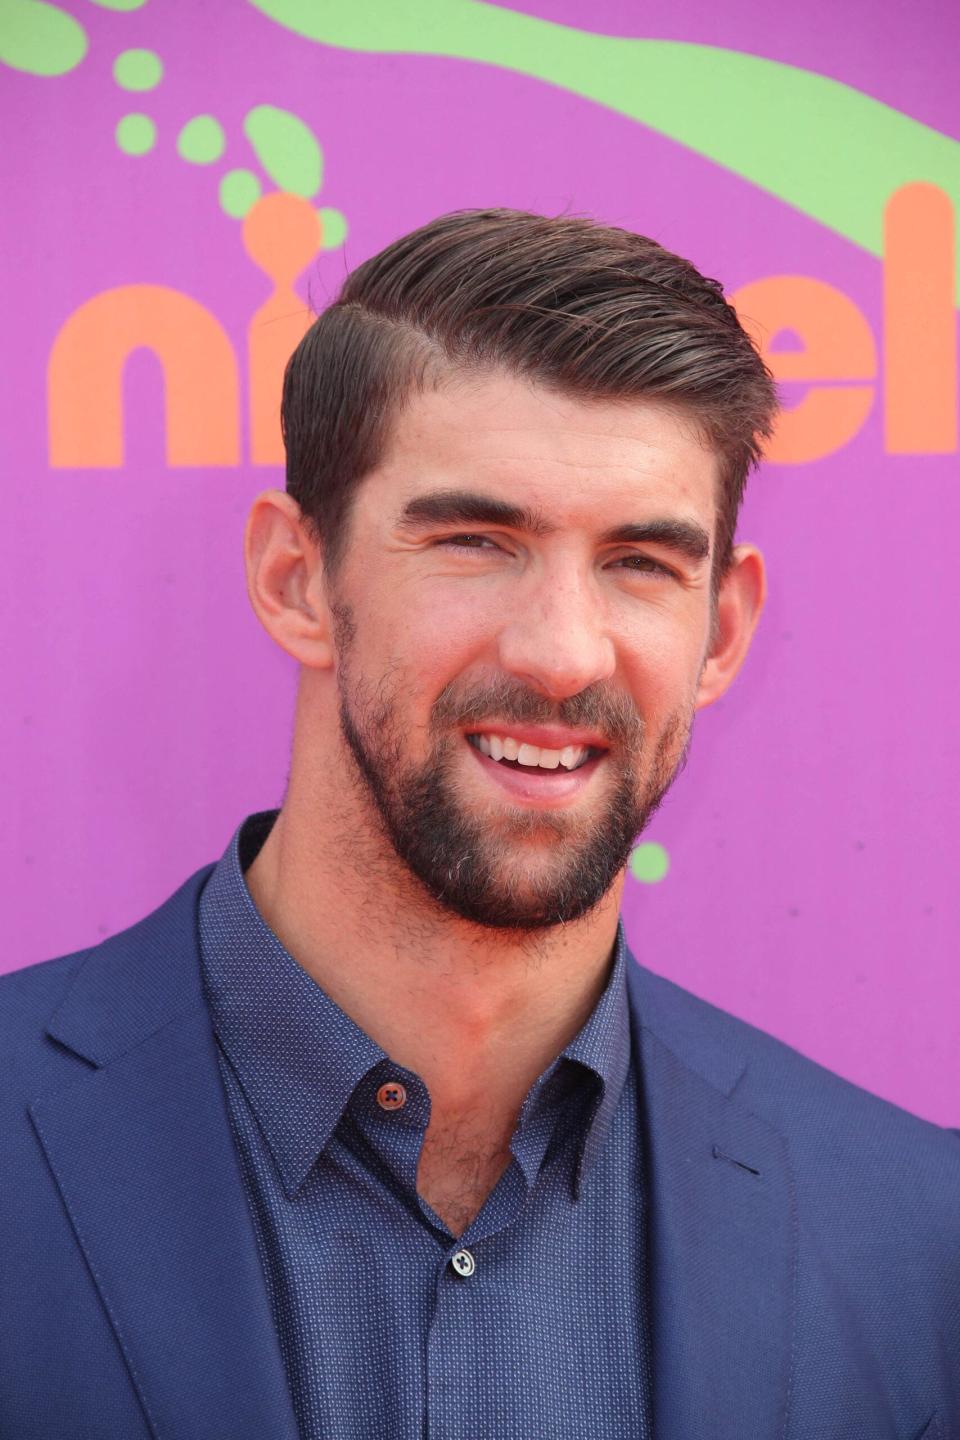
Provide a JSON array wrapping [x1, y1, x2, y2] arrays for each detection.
[[397, 489, 553, 537], [597, 519, 711, 563], [397, 489, 711, 563]]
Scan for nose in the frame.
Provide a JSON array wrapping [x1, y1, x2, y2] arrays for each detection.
[[496, 564, 616, 700]]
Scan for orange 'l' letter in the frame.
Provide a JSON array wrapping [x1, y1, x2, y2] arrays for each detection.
[[884, 182, 957, 454]]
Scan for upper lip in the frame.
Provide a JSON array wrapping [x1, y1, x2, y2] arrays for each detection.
[[464, 723, 609, 751]]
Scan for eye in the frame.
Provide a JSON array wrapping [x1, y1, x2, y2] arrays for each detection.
[[436, 533, 502, 551], [612, 553, 674, 578]]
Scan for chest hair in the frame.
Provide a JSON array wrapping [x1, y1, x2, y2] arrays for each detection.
[[416, 1116, 514, 1237]]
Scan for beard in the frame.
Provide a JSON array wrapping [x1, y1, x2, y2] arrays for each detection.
[[333, 604, 693, 931]]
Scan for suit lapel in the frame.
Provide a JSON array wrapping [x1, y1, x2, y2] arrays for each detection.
[[29, 868, 300, 1440], [627, 960, 797, 1440]]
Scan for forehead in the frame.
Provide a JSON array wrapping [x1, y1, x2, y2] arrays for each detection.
[[367, 369, 721, 530]]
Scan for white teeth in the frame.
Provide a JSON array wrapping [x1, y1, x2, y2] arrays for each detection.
[[471, 732, 592, 771]]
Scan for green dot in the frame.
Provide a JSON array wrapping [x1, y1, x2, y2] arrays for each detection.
[[628, 841, 669, 884], [89, 0, 148, 8], [219, 167, 262, 218], [0, 0, 88, 76], [317, 206, 348, 250], [115, 112, 156, 155], [177, 114, 225, 164], [244, 103, 322, 197], [113, 47, 162, 90]]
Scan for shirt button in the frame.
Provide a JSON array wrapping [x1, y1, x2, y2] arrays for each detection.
[[376, 1081, 407, 1111], [451, 1248, 475, 1277]]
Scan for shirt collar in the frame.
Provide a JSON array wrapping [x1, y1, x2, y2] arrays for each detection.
[[199, 810, 632, 1201], [199, 811, 387, 1198], [568, 924, 632, 1192], [512, 924, 632, 1197]]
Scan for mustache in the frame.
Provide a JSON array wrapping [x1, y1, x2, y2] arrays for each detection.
[[431, 676, 644, 748]]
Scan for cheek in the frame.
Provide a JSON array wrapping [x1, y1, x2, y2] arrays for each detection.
[[359, 586, 494, 696], [616, 613, 708, 714]]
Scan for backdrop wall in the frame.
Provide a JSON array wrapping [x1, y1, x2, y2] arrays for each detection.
[[4, 0, 958, 1124]]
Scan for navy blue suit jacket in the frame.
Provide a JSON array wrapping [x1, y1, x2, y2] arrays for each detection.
[[2, 864, 958, 1438]]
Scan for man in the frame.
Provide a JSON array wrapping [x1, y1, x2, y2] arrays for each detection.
[[2, 211, 957, 1440]]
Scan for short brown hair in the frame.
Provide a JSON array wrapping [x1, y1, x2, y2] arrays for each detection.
[[282, 209, 778, 580]]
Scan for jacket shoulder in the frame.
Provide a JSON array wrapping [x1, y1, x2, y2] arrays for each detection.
[[0, 864, 216, 1084], [628, 956, 960, 1176]]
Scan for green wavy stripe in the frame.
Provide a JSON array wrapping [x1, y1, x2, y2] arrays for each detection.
[[248, 0, 960, 300]]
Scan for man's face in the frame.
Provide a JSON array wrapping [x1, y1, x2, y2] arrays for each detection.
[[326, 371, 721, 930]]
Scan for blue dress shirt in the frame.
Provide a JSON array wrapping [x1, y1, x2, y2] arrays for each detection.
[[198, 811, 652, 1439]]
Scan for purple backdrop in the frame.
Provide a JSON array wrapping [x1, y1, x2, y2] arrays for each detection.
[[3, 0, 958, 1124]]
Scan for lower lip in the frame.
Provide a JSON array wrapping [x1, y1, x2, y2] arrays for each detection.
[[466, 738, 604, 807]]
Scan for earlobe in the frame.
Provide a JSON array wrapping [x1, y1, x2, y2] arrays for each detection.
[[695, 545, 766, 710], [243, 489, 336, 669]]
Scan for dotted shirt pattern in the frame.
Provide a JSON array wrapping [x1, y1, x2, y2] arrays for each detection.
[[198, 811, 653, 1440]]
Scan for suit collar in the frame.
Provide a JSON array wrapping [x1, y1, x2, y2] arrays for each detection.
[[624, 950, 748, 1098], [45, 865, 216, 1066]]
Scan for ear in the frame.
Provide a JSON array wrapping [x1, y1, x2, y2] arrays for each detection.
[[695, 544, 766, 710], [243, 489, 335, 669]]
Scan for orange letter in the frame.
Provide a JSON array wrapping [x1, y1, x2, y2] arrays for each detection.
[[48, 285, 239, 467], [731, 277, 876, 464], [884, 182, 957, 454], [243, 193, 321, 467]]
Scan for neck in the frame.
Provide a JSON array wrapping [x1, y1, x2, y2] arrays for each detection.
[[245, 754, 623, 1139]]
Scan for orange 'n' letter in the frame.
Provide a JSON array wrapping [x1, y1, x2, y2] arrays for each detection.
[[731, 277, 876, 464], [884, 183, 957, 454], [48, 285, 240, 467]]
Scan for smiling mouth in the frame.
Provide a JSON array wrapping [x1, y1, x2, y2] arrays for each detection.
[[466, 731, 603, 773]]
